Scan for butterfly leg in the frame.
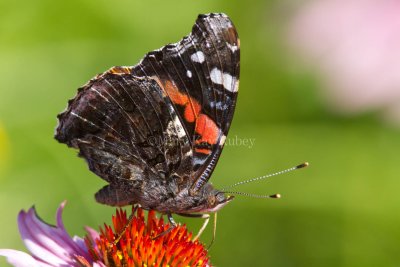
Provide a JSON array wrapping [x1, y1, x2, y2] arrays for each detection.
[[152, 213, 177, 239], [209, 212, 217, 249], [177, 213, 216, 248], [112, 206, 138, 246]]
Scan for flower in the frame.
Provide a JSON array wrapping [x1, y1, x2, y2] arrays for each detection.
[[0, 201, 102, 267], [288, 0, 400, 124], [86, 208, 210, 267], [0, 202, 210, 267]]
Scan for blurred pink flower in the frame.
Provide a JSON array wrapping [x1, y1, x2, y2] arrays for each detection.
[[0, 201, 104, 267], [288, 0, 400, 123]]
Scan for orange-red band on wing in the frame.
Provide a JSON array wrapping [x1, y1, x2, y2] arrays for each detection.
[[195, 148, 212, 154], [161, 80, 220, 155], [164, 80, 201, 123], [195, 114, 219, 146]]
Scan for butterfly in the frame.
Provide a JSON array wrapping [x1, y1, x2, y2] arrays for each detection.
[[55, 13, 239, 238]]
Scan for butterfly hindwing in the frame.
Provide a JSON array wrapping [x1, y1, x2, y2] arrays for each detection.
[[56, 73, 192, 196]]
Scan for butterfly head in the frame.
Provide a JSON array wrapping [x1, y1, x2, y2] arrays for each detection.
[[200, 187, 235, 213], [196, 184, 234, 212]]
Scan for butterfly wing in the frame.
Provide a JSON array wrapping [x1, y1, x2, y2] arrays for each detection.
[[55, 13, 240, 207], [131, 13, 240, 194], [55, 73, 193, 205]]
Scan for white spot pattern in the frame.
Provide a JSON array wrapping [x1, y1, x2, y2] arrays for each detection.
[[210, 68, 237, 92], [167, 115, 186, 139], [190, 51, 205, 63], [227, 42, 238, 53], [219, 135, 227, 146], [186, 70, 192, 78]]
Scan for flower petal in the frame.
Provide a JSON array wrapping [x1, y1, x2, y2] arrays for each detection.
[[0, 249, 52, 267], [72, 236, 86, 254], [55, 201, 91, 258], [84, 226, 100, 243], [18, 210, 69, 266], [93, 261, 107, 267], [17, 202, 91, 266]]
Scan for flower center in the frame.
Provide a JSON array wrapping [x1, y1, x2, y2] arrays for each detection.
[[84, 207, 210, 267]]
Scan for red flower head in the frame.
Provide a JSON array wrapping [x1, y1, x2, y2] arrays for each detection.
[[85, 207, 210, 267]]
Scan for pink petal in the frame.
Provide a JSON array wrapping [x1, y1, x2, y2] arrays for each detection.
[[93, 262, 107, 267], [55, 201, 90, 258], [84, 226, 100, 243], [17, 201, 91, 265], [18, 210, 69, 266], [83, 226, 102, 256], [0, 249, 52, 267], [72, 236, 86, 253]]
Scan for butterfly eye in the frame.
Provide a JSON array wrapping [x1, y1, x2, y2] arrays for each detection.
[[207, 195, 216, 207]]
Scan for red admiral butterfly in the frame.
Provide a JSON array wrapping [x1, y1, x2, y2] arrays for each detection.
[[55, 13, 307, 240], [56, 13, 239, 234]]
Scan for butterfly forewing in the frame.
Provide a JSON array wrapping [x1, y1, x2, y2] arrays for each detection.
[[131, 13, 240, 192]]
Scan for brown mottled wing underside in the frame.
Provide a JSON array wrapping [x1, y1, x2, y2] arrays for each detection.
[[55, 73, 192, 204]]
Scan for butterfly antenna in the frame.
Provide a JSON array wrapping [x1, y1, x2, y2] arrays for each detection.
[[221, 162, 309, 191], [223, 191, 281, 199]]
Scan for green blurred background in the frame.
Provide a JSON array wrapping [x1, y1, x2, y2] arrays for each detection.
[[1, 1, 399, 266]]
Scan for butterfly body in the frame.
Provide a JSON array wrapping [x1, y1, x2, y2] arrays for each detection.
[[55, 13, 239, 215]]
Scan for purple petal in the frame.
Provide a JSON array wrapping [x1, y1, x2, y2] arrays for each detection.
[[0, 249, 52, 267], [72, 236, 86, 254], [93, 262, 107, 267], [84, 226, 100, 243], [55, 201, 90, 258], [18, 209, 70, 265], [18, 209, 73, 265], [17, 201, 92, 265], [83, 226, 101, 255]]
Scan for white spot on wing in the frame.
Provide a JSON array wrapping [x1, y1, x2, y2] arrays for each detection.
[[227, 42, 238, 53], [210, 68, 237, 92], [222, 73, 233, 92], [234, 79, 239, 92], [186, 70, 192, 78], [219, 135, 227, 146], [166, 115, 186, 139], [210, 100, 229, 111], [190, 51, 205, 63], [210, 68, 223, 85]]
